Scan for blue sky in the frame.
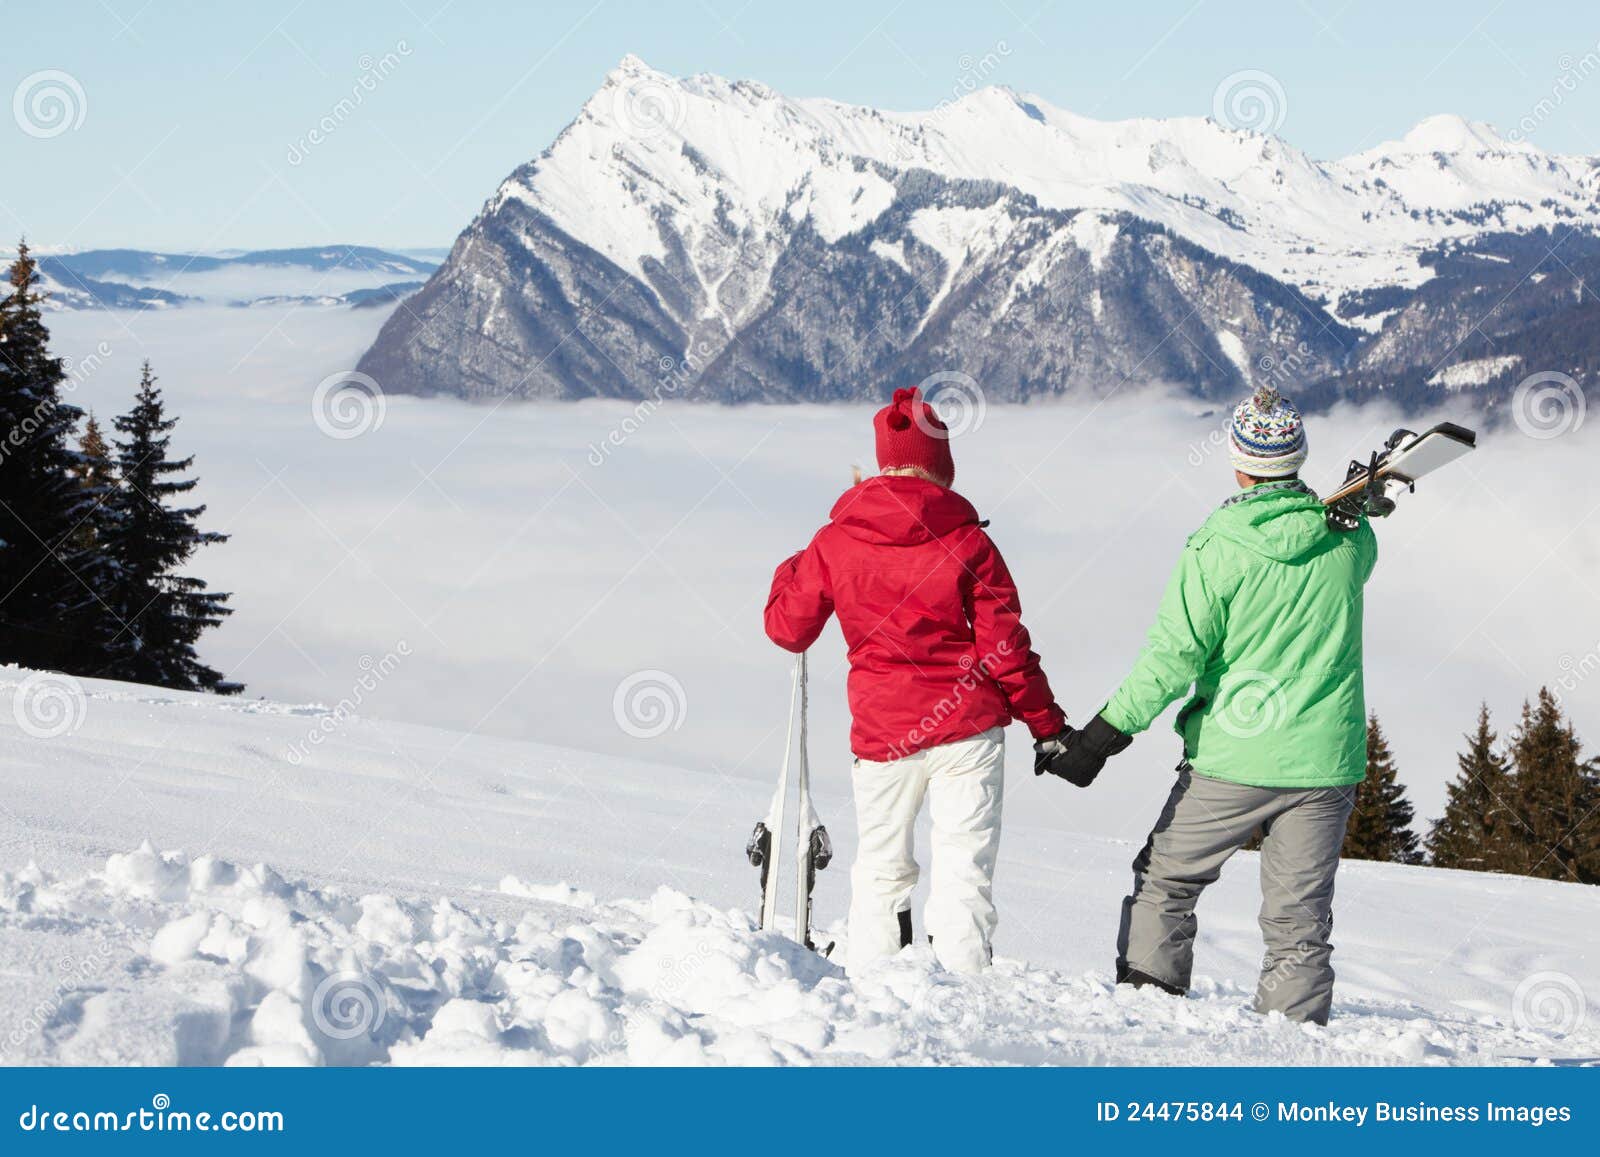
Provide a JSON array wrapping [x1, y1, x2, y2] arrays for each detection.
[[6, 0, 1600, 250]]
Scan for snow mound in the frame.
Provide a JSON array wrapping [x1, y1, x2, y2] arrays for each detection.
[[1, 844, 1590, 1067]]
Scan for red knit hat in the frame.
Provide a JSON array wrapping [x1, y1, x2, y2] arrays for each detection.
[[874, 387, 955, 485]]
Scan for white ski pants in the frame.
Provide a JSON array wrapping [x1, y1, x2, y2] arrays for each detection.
[[847, 727, 1004, 975]]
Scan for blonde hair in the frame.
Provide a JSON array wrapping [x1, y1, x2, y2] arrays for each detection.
[[880, 465, 950, 487]]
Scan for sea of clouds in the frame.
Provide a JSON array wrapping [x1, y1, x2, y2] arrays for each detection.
[[45, 304, 1599, 845]]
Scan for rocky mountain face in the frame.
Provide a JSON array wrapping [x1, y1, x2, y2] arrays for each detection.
[[359, 56, 1600, 409], [364, 180, 1353, 404], [1305, 228, 1600, 414]]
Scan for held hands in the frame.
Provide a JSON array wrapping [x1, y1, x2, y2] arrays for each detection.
[[1033, 714, 1133, 789], [1032, 727, 1075, 777]]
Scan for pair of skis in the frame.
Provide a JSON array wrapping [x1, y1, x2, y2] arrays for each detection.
[[1324, 421, 1477, 531], [745, 651, 833, 952]]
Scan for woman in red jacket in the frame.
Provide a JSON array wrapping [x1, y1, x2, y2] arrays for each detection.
[[764, 388, 1069, 974]]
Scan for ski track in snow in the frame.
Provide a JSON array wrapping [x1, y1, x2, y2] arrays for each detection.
[[2, 673, 1597, 1067]]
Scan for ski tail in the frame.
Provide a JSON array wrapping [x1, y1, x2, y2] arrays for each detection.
[[1324, 421, 1477, 528], [799, 824, 833, 951], [794, 651, 813, 946]]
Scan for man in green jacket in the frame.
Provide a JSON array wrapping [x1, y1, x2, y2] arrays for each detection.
[[1037, 385, 1377, 1024]]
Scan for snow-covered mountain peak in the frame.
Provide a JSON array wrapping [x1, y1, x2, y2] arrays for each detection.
[[610, 51, 655, 78], [360, 59, 1600, 404], [1387, 113, 1527, 156], [498, 59, 1600, 318]]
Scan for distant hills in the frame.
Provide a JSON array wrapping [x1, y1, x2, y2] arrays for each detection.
[[36, 246, 436, 311]]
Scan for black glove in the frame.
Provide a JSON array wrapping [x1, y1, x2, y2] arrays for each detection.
[[1033, 727, 1075, 777], [1037, 714, 1132, 788]]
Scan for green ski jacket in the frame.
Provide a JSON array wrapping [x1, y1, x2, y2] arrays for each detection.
[[1100, 482, 1378, 788]]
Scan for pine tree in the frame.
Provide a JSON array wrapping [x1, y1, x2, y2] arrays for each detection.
[[67, 413, 117, 553], [1427, 704, 1522, 872], [1342, 713, 1424, 864], [1506, 689, 1600, 883], [64, 411, 125, 669], [72, 413, 115, 492], [99, 362, 240, 693], [0, 241, 94, 670]]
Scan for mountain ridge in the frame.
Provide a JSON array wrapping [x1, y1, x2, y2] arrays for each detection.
[[37, 245, 438, 311], [351, 55, 1600, 408]]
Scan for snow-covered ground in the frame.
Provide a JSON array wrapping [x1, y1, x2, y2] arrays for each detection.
[[1, 672, 1596, 1066]]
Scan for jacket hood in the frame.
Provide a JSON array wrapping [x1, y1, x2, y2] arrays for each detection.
[[829, 475, 981, 546], [1205, 484, 1331, 563]]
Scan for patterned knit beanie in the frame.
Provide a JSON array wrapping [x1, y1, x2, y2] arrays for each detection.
[[1229, 384, 1307, 478], [874, 387, 956, 485]]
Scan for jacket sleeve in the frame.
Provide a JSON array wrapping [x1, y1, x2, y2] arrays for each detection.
[[965, 532, 1067, 739], [763, 532, 834, 653], [1361, 520, 1379, 582], [1100, 537, 1228, 736]]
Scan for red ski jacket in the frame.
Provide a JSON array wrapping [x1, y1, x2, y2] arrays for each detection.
[[764, 475, 1066, 761]]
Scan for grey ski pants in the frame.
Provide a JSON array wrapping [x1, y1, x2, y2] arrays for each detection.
[[1115, 769, 1357, 1024]]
